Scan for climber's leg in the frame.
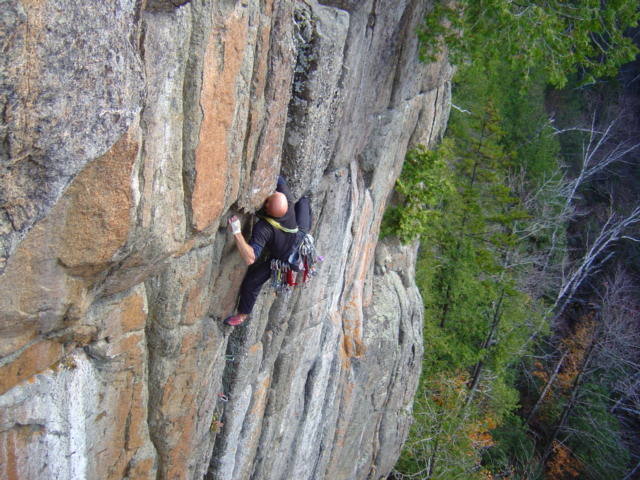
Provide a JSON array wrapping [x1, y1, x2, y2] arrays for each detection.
[[295, 196, 312, 233], [237, 259, 272, 315]]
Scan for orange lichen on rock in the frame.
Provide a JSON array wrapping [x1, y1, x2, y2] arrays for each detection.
[[0, 423, 46, 480], [57, 126, 138, 274], [0, 340, 64, 396], [192, 12, 248, 231]]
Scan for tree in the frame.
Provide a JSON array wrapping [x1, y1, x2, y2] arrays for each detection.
[[392, 95, 546, 479], [420, 0, 640, 88], [391, 10, 640, 474], [523, 267, 640, 479], [506, 111, 640, 318]]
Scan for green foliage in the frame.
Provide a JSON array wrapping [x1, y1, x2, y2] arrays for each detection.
[[567, 383, 632, 479], [392, 78, 553, 476], [450, 59, 562, 186], [419, 0, 640, 88], [482, 414, 539, 479], [392, 3, 639, 476], [397, 372, 502, 479], [381, 142, 455, 243]]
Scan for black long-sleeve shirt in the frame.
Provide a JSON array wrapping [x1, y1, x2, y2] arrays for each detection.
[[249, 176, 298, 260]]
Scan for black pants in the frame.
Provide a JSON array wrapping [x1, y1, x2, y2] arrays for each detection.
[[237, 197, 311, 315], [294, 196, 311, 234]]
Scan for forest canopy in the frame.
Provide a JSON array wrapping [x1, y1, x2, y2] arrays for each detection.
[[389, 1, 640, 479], [420, 0, 640, 87]]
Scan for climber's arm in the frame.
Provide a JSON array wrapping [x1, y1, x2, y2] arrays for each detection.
[[234, 233, 256, 266], [228, 216, 256, 265], [228, 216, 273, 266]]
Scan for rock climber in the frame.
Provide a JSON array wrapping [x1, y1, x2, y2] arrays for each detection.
[[224, 175, 311, 326]]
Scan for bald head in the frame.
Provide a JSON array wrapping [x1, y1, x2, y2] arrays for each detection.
[[265, 192, 288, 218]]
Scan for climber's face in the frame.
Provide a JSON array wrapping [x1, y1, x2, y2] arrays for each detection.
[[265, 192, 288, 218]]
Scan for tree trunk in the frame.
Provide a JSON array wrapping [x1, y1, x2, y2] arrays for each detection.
[[526, 350, 569, 424], [540, 333, 598, 467], [465, 288, 506, 408]]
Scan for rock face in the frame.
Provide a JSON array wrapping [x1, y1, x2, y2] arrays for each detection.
[[0, 0, 144, 274], [0, 0, 452, 479]]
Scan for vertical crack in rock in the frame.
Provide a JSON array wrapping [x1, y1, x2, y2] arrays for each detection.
[[208, 324, 254, 477], [180, 0, 214, 233], [366, 0, 378, 37], [309, 334, 344, 479], [285, 6, 318, 146], [281, 3, 349, 199], [427, 85, 441, 148], [142, 276, 164, 474], [388, 0, 418, 107]]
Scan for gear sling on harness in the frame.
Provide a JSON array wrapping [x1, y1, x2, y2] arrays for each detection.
[[262, 216, 320, 293]]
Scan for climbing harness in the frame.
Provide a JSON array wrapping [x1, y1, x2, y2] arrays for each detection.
[[270, 233, 322, 294], [259, 210, 322, 293]]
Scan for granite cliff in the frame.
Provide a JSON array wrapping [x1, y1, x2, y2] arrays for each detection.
[[0, 0, 452, 478]]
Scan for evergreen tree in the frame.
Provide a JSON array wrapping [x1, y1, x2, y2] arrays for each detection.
[[420, 0, 639, 88]]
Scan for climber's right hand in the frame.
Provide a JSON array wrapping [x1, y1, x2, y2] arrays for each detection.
[[228, 216, 241, 235]]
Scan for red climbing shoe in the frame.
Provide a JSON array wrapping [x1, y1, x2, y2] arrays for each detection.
[[223, 314, 247, 326]]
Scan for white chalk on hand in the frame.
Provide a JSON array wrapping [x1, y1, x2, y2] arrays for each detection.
[[229, 217, 241, 235]]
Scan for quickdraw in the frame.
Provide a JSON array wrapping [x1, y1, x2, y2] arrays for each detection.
[[270, 259, 292, 293], [270, 234, 322, 294], [299, 234, 320, 282]]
